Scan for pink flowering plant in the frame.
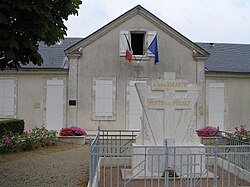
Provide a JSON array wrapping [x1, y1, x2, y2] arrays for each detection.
[[0, 127, 57, 153], [234, 124, 250, 139], [59, 126, 87, 136], [196, 125, 219, 137], [2, 135, 10, 144]]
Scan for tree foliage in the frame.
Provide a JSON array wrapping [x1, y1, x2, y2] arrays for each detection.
[[0, 0, 82, 70]]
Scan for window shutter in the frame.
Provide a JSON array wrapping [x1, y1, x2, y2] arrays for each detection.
[[95, 80, 113, 117], [103, 82, 112, 116], [208, 82, 225, 130], [120, 30, 129, 56], [0, 79, 15, 116], [147, 31, 157, 56], [5, 80, 15, 116], [0, 80, 4, 115]]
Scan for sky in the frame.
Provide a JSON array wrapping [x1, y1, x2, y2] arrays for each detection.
[[65, 0, 250, 44]]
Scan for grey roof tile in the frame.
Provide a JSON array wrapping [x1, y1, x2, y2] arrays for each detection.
[[197, 43, 250, 73], [21, 38, 82, 69]]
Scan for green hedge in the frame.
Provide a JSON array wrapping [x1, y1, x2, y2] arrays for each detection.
[[0, 119, 25, 135]]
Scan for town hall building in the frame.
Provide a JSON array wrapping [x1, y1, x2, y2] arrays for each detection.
[[65, 5, 209, 131]]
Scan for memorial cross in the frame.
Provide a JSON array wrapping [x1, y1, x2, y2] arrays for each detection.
[[148, 72, 191, 140]]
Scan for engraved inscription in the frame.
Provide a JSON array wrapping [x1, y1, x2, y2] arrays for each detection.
[[147, 98, 191, 109], [152, 79, 188, 91]]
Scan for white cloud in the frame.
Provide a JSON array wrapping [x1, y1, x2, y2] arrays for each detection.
[[65, 0, 250, 44]]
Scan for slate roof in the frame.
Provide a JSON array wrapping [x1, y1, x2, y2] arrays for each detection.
[[21, 37, 82, 69], [197, 43, 250, 73], [22, 37, 250, 73]]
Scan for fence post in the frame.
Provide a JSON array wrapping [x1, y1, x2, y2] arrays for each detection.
[[213, 138, 218, 187], [164, 139, 169, 187], [89, 138, 93, 187]]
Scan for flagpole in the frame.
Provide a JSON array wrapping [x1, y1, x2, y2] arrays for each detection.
[[123, 33, 140, 62]]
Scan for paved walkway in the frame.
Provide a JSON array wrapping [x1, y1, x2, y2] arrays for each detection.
[[0, 145, 89, 187]]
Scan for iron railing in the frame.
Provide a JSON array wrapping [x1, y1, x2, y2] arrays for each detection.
[[88, 130, 250, 187], [199, 130, 250, 171], [98, 129, 139, 153]]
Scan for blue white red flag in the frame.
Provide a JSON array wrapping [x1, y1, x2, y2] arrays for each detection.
[[148, 36, 159, 65]]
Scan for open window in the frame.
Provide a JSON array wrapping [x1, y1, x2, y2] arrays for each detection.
[[119, 30, 156, 58], [130, 32, 145, 55]]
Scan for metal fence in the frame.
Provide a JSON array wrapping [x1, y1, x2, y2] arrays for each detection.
[[200, 131, 250, 146], [200, 131, 250, 172], [88, 130, 250, 187]]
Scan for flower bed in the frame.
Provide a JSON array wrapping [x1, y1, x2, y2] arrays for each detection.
[[0, 127, 57, 153], [59, 126, 87, 136], [57, 126, 87, 145], [196, 125, 219, 137]]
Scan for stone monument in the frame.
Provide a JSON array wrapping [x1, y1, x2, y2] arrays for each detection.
[[123, 72, 208, 179]]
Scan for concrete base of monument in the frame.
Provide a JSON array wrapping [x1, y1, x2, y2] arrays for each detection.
[[121, 143, 215, 180]]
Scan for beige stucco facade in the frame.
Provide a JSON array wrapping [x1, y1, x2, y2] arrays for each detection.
[[0, 70, 68, 130], [206, 72, 250, 131]]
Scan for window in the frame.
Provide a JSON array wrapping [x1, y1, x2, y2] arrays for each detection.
[[131, 32, 145, 55], [119, 30, 157, 58], [92, 77, 116, 120], [0, 79, 15, 117]]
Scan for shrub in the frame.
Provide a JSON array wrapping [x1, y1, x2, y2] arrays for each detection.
[[196, 126, 219, 137], [59, 126, 87, 136], [0, 119, 25, 136], [29, 127, 57, 147], [0, 127, 57, 153]]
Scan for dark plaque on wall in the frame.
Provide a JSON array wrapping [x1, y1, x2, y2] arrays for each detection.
[[69, 100, 77, 106]]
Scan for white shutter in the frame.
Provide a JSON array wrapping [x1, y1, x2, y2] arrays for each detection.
[[208, 82, 225, 130], [5, 98, 14, 116], [95, 80, 113, 117], [0, 79, 15, 116], [47, 79, 63, 86], [46, 79, 64, 130], [0, 80, 4, 114], [0, 80, 4, 97], [128, 81, 146, 130], [120, 30, 129, 56], [147, 31, 157, 56]]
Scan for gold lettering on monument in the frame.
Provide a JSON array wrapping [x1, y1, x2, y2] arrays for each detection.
[[148, 99, 191, 109], [152, 80, 188, 91]]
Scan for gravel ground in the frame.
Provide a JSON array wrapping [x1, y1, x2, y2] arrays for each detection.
[[0, 142, 89, 187]]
